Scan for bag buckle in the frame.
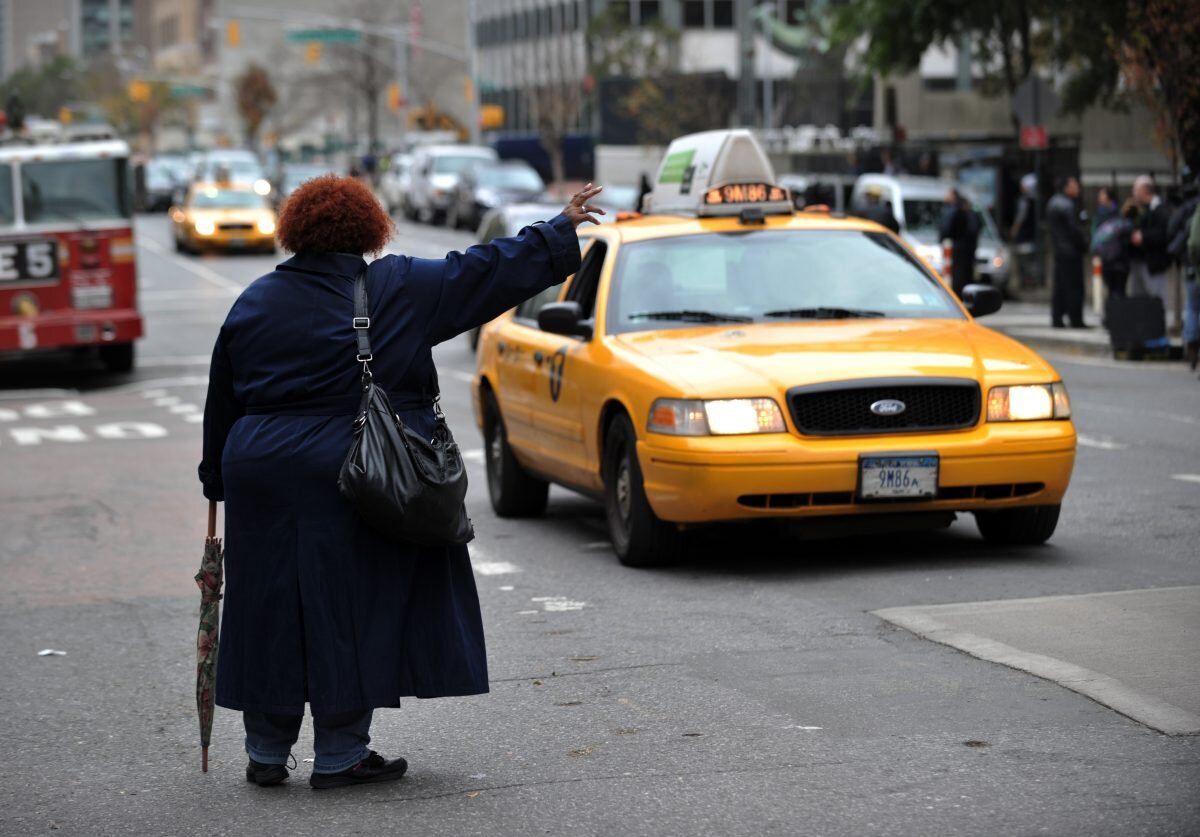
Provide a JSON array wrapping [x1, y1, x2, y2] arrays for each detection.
[[353, 317, 370, 329], [357, 352, 373, 363]]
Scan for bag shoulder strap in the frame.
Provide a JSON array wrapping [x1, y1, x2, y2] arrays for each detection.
[[353, 266, 372, 363]]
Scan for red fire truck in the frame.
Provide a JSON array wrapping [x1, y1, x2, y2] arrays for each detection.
[[0, 138, 143, 372]]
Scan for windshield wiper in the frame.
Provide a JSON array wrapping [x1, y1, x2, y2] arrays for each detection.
[[627, 310, 753, 324], [763, 307, 886, 320]]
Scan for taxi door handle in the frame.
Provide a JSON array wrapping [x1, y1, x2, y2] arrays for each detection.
[[533, 350, 545, 365], [497, 340, 506, 355]]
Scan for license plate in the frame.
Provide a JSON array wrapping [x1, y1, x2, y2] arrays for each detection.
[[859, 455, 938, 499], [228, 237, 247, 247]]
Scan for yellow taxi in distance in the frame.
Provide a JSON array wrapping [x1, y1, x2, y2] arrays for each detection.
[[473, 130, 1076, 567], [170, 182, 277, 254]]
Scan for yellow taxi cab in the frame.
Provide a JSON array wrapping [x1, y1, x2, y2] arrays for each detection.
[[473, 130, 1075, 566], [170, 181, 277, 254]]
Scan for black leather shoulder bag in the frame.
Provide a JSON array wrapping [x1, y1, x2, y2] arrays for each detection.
[[337, 266, 474, 547]]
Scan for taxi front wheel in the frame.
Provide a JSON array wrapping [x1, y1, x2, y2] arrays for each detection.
[[603, 414, 683, 568], [975, 504, 1061, 546], [483, 392, 549, 517]]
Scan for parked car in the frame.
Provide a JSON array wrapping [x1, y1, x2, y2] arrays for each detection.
[[379, 153, 414, 216], [446, 160, 545, 230], [406, 144, 498, 224], [850, 175, 1011, 294], [466, 201, 563, 349]]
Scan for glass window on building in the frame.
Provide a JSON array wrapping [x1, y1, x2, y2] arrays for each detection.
[[712, 0, 734, 27], [637, 1, 660, 24], [608, 1, 631, 24], [683, 0, 706, 27]]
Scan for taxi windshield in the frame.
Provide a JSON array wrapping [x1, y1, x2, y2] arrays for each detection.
[[607, 230, 964, 334], [22, 158, 131, 222], [190, 189, 266, 209]]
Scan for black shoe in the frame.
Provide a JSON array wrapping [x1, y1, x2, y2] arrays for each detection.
[[309, 751, 408, 790], [1187, 342, 1199, 371], [246, 757, 291, 787]]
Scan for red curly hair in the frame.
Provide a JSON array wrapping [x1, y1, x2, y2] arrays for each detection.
[[276, 174, 394, 255]]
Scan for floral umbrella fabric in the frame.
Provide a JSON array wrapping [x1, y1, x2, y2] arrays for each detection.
[[194, 503, 223, 772]]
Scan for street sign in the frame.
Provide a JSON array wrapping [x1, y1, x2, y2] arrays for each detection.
[[170, 83, 210, 98], [1019, 125, 1049, 150], [286, 28, 361, 44]]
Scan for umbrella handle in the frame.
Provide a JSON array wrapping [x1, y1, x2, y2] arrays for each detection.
[[207, 500, 217, 540]]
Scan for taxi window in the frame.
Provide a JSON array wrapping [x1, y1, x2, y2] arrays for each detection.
[[606, 230, 964, 334], [514, 283, 563, 323], [190, 189, 268, 209], [566, 241, 607, 320]]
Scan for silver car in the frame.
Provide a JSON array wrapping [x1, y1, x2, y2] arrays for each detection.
[[406, 145, 498, 225], [850, 174, 1011, 295], [379, 153, 414, 216]]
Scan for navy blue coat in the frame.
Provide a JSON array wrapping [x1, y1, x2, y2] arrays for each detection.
[[199, 214, 580, 716]]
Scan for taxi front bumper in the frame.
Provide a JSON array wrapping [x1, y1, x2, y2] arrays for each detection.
[[185, 228, 275, 251], [637, 423, 1075, 524]]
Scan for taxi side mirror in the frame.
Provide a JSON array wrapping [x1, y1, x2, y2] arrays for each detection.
[[537, 301, 592, 339], [960, 284, 1002, 317]]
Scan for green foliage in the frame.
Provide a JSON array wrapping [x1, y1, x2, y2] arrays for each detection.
[[0, 56, 84, 118]]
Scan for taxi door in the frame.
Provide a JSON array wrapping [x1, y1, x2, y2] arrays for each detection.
[[521, 240, 609, 486], [492, 283, 564, 455]]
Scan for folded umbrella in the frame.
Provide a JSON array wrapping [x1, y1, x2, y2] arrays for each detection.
[[194, 500, 224, 772]]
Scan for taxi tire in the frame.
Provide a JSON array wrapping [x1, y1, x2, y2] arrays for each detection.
[[974, 504, 1060, 546], [483, 392, 549, 517], [603, 414, 682, 568]]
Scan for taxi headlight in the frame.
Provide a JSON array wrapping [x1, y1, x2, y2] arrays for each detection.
[[987, 383, 1071, 421], [253, 179, 272, 196], [257, 217, 276, 235], [648, 398, 786, 436], [194, 218, 216, 236]]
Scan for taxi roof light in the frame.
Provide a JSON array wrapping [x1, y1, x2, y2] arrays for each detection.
[[647, 129, 794, 220]]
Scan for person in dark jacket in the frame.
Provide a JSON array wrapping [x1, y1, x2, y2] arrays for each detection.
[[1046, 175, 1090, 328], [1092, 198, 1136, 303], [938, 188, 979, 297], [199, 175, 603, 789], [857, 184, 900, 233], [1128, 175, 1172, 312]]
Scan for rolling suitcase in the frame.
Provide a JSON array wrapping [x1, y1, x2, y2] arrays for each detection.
[[1106, 296, 1167, 359]]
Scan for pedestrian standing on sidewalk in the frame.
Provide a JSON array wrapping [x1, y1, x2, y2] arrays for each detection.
[[198, 175, 603, 790], [1177, 170, 1200, 370], [939, 188, 979, 297], [1092, 197, 1136, 304], [1128, 175, 1172, 318], [1009, 173, 1039, 288], [1093, 187, 1119, 230], [1046, 175, 1090, 328]]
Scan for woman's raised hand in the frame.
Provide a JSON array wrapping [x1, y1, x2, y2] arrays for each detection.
[[563, 184, 606, 227]]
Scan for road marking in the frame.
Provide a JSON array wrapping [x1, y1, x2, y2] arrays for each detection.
[[531, 596, 588, 612], [1077, 434, 1128, 451], [185, 414, 204, 423], [783, 725, 823, 731], [450, 370, 475, 384], [154, 396, 181, 407], [139, 237, 246, 295], [461, 448, 484, 463], [168, 404, 199, 414], [474, 562, 520, 576], [1170, 474, 1200, 484], [9, 426, 88, 445], [517, 610, 539, 615], [499, 585, 515, 591]]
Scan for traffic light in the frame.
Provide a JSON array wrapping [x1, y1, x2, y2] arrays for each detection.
[[462, 76, 474, 104], [387, 82, 404, 113], [227, 20, 240, 48], [305, 42, 321, 64], [128, 80, 151, 102]]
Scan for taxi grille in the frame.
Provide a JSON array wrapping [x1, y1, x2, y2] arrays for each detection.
[[787, 378, 980, 436], [218, 222, 254, 231]]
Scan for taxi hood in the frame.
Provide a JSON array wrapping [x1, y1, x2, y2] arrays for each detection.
[[611, 319, 1058, 395]]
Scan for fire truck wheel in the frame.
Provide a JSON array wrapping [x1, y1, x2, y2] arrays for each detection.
[[99, 342, 135, 373]]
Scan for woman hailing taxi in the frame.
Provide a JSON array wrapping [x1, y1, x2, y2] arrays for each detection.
[[199, 175, 603, 789]]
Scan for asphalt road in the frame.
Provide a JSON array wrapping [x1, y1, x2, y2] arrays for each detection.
[[1, 215, 1197, 836]]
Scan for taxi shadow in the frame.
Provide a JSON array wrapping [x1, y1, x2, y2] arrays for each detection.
[[540, 494, 1061, 580]]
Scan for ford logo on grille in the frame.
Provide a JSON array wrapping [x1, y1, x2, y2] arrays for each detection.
[[870, 399, 907, 416]]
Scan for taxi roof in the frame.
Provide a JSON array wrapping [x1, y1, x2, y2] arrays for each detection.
[[646, 129, 793, 218], [597, 209, 883, 245]]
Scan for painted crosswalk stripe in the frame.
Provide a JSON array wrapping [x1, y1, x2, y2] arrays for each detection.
[[1170, 474, 1200, 484]]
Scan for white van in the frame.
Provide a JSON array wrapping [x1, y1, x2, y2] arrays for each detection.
[[406, 144, 498, 225], [851, 174, 1011, 294]]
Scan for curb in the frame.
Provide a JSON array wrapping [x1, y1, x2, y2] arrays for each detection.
[[989, 326, 1114, 358]]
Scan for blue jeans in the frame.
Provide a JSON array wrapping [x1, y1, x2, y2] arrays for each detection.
[[243, 710, 373, 774], [1184, 279, 1200, 345]]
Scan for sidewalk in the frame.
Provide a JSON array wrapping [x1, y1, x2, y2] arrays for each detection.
[[875, 586, 1200, 736], [985, 301, 1114, 357]]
